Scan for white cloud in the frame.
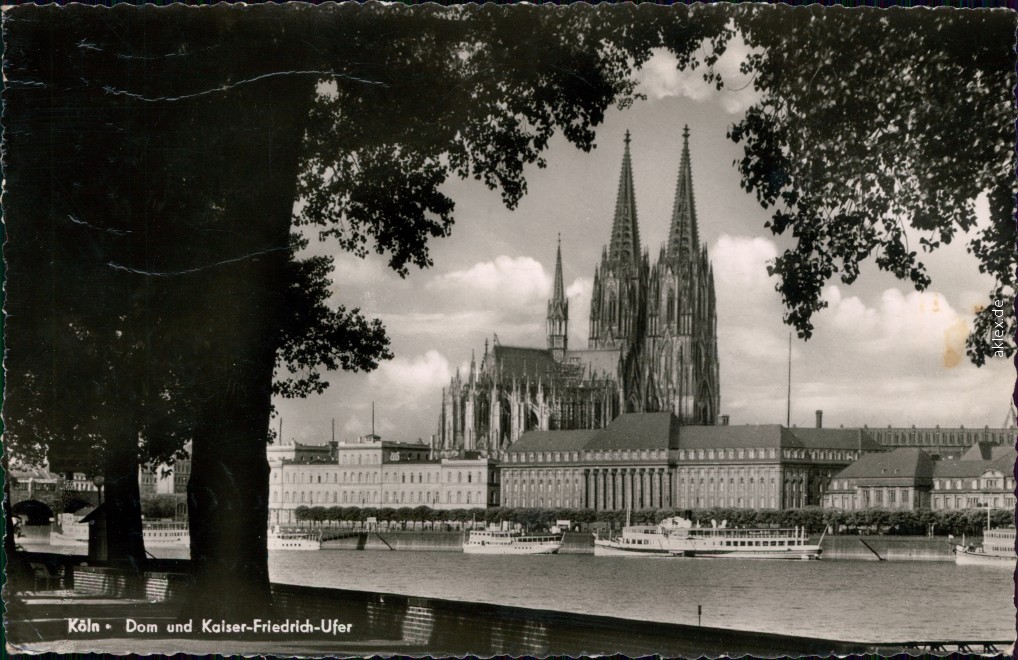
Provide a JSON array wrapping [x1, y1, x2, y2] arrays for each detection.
[[711, 234, 778, 294], [428, 256, 551, 308], [819, 287, 970, 367], [369, 349, 452, 400], [636, 41, 762, 115]]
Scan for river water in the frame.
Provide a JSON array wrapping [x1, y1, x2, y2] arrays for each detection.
[[269, 550, 1016, 644], [25, 540, 1015, 643]]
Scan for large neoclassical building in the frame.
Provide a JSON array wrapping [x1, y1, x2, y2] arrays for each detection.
[[435, 129, 720, 459], [500, 412, 884, 510]]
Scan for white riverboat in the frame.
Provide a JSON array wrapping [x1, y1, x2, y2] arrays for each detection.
[[268, 527, 322, 551], [955, 528, 1015, 567], [143, 522, 190, 546], [593, 524, 672, 557], [462, 529, 563, 555], [595, 517, 823, 560]]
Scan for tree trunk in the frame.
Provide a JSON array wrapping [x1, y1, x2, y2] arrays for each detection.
[[102, 436, 146, 569], [182, 78, 317, 619]]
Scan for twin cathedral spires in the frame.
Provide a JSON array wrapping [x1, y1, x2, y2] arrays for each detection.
[[436, 128, 720, 459], [548, 127, 719, 423]]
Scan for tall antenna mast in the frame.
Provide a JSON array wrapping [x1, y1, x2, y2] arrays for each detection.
[[279, 418, 283, 444], [372, 402, 375, 436], [786, 333, 792, 427], [332, 418, 335, 443]]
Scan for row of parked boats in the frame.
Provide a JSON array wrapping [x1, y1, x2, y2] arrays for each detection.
[[48, 512, 1016, 564], [465, 518, 1018, 566], [465, 516, 825, 559]]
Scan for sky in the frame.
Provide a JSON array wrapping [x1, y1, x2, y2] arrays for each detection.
[[274, 48, 1014, 447]]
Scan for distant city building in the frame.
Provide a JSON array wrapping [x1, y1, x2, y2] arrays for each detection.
[[823, 443, 1016, 511], [860, 424, 1013, 458], [500, 412, 882, 510], [436, 129, 720, 459], [823, 448, 934, 510], [930, 443, 1015, 510], [268, 434, 499, 524], [266, 438, 337, 465]]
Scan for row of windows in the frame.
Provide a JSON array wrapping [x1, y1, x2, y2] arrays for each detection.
[[933, 495, 1015, 509], [510, 448, 669, 464], [873, 430, 1009, 445], [678, 495, 778, 509], [933, 476, 1014, 491], [272, 489, 493, 506], [278, 469, 487, 485]]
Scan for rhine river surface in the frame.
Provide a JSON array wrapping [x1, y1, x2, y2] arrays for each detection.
[[268, 550, 1015, 644]]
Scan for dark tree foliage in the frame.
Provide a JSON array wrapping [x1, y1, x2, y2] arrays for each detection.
[[724, 5, 1016, 363], [3, 3, 731, 617], [6, 2, 1009, 619]]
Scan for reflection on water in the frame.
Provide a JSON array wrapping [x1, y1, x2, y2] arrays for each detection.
[[269, 551, 1015, 643]]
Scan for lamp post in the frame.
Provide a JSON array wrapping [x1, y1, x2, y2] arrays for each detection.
[[92, 475, 105, 508]]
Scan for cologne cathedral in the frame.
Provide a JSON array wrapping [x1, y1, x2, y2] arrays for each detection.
[[434, 128, 720, 459]]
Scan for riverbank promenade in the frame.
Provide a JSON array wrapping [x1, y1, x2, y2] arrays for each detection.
[[5, 554, 1009, 656]]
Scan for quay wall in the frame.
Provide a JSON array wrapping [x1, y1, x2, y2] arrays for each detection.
[[821, 536, 956, 561], [64, 563, 894, 655]]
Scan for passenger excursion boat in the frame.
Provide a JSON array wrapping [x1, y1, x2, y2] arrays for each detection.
[[595, 516, 823, 560], [267, 527, 322, 551], [462, 529, 563, 555], [955, 528, 1015, 567], [142, 522, 190, 546], [593, 524, 672, 557]]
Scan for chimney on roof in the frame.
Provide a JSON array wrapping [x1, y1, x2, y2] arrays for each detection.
[[815, 410, 823, 429]]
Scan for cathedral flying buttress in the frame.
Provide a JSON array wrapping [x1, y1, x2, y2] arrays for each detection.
[[433, 128, 721, 459]]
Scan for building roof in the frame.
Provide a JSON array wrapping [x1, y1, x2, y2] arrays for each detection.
[[491, 345, 558, 380], [935, 449, 1016, 479], [678, 424, 797, 449], [789, 428, 883, 452], [960, 442, 1014, 462], [585, 412, 680, 451], [833, 448, 934, 485], [509, 429, 600, 453], [508, 415, 890, 457]]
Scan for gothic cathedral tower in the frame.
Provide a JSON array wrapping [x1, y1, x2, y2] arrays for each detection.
[[588, 130, 650, 412], [645, 126, 720, 424], [546, 235, 569, 361]]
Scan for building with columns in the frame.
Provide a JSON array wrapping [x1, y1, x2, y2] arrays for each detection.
[[500, 412, 881, 510], [435, 128, 720, 459]]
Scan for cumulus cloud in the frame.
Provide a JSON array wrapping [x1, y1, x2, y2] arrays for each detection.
[[818, 286, 971, 367], [636, 41, 762, 115], [428, 256, 551, 308], [369, 349, 453, 400], [711, 234, 778, 294]]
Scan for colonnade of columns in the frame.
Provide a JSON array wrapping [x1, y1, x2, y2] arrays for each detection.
[[584, 467, 672, 510]]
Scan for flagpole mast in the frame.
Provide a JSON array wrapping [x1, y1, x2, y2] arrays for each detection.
[[786, 333, 792, 427]]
